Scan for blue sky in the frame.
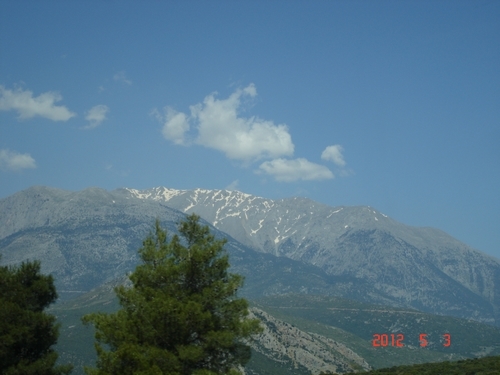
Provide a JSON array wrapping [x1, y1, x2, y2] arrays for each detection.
[[1, 1, 499, 258]]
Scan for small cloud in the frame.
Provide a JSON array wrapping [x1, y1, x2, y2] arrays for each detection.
[[0, 149, 36, 171], [103, 162, 129, 177], [225, 180, 239, 191], [113, 71, 132, 85], [338, 168, 355, 177], [152, 107, 190, 145], [0, 85, 76, 121], [98, 86, 105, 93], [84, 105, 109, 129], [195, 84, 293, 161], [257, 158, 333, 182], [321, 145, 346, 167], [154, 84, 294, 161], [243, 84, 257, 97]]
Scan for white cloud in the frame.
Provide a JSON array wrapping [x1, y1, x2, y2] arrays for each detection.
[[155, 84, 294, 161], [225, 180, 239, 191], [0, 149, 36, 171], [84, 105, 109, 129], [194, 84, 294, 161], [0, 85, 76, 121], [321, 144, 346, 167], [154, 84, 346, 184], [258, 158, 334, 182], [153, 107, 190, 145], [113, 71, 132, 85]]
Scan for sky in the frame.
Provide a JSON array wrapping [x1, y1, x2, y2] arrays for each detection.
[[0, 1, 499, 258]]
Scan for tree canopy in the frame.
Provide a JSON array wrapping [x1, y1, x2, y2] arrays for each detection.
[[83, 213, 262, 375], [0, 259, 72, 375]]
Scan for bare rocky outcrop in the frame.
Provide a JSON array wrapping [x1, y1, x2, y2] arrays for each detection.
[[248, 308, 371, 374]]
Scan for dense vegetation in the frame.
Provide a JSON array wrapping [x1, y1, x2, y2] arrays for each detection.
[[0, 259, 72, 375], [343, 355, 500, 374]]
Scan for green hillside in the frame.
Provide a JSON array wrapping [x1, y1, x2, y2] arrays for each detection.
[[344, 355, 500, 374]]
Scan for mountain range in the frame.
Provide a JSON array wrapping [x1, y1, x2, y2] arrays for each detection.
[[2, 185, 500, 373]]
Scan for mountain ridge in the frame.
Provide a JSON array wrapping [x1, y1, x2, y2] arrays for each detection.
[[2, 185, 500, 324], [116, 186, 500, 324]]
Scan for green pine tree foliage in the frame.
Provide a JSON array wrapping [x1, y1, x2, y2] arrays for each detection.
[[0, 259, 73, 375], [83, 214, 262, 375]]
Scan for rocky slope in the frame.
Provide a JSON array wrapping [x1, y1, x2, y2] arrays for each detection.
[[248, 307, 371, 374]]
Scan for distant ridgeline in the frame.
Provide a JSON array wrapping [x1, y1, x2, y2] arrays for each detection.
[[2, 186, 500, 374]]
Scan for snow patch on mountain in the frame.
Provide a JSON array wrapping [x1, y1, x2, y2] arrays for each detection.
[[124, 187, 184, 201]]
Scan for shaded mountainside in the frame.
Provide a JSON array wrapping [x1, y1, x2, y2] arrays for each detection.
[[117, 187, 500, 324]]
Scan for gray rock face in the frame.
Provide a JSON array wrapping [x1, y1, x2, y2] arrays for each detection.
[[117, 187, 500, 324], [0, 186, 186, 296]]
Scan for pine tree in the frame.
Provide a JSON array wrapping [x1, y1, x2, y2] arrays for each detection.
[[0, 259, 73, 375], [83, 214, 262, 375]]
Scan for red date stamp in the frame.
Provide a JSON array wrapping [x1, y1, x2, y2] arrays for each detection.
[[372, 333, 405, 347], [372, 333, 451, 347]]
